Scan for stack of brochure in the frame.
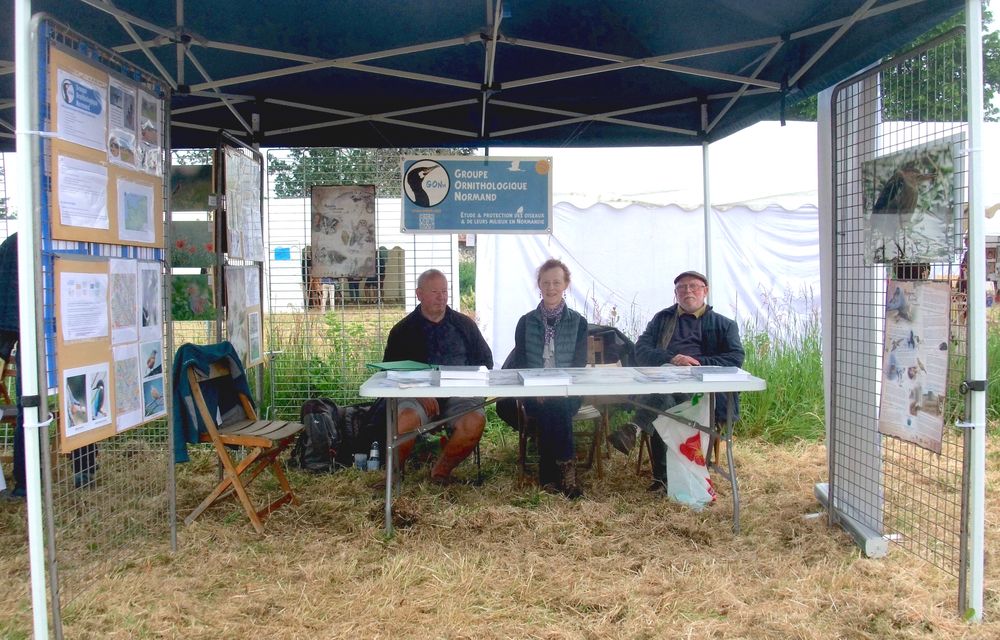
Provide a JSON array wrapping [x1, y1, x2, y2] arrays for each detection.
[[437, 365, 490, 387], [518, 369, 571, 386], [386, 370, 433, 388], [694, 366, 752, 382]]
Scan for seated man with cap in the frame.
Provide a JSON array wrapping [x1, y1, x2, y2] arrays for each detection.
[[607, 269, 745, 493]]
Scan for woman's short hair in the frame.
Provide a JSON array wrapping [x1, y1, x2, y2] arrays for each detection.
[[536, 258, 571, 284]]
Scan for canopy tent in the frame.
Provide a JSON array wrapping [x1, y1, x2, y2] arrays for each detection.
[[0, 0, 964, 151]]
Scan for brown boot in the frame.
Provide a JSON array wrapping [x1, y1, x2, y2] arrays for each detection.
[[555, 459, 582, 500]]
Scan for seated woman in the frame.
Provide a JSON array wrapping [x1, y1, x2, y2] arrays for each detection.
[[509, 258, 588, 498]]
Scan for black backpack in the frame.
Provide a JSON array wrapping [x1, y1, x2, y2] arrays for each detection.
[[291, 398, 342, 473]]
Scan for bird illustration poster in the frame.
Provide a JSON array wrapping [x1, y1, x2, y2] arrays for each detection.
[[109, 258, 139, 345], [862, 136, 959, 265], [310, 185, 376, 278], [113, 342, 142, 433], [63, 362, 112, 438], [170, 221, 215, 268], [171, 274, 215, 321], [142, 375, 166, 419], [139, 261, 162, 341], [878, 279, 951, 454], [140, 340, 163, 378]]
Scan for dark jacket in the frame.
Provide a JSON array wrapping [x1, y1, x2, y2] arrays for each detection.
[[510, 305, 588, 369], [635, 303, 745, 422], [171, 341, 254, 463], [383, 305, 493, 368]]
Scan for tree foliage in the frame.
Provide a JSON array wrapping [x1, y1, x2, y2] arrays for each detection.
[[268, 147, 475, 199], [786, 1, 999, 121]]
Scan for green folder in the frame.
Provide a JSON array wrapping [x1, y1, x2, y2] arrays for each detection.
[[365, 360, 433, 372]]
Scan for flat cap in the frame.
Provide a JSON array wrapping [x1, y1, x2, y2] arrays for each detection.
[[673, 270, 708, 286]]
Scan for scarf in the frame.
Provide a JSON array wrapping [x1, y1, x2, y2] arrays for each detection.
[[539, 300, 565, 348]]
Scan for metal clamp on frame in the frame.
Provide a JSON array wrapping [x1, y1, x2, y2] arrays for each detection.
[[958, 379, 987, 394]]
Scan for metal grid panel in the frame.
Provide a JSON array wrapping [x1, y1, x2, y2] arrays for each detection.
[[0, 157, 13, 468], [263, 149, 461, 420], [35, 22, 172, 613], [830, 30, 968, 578]]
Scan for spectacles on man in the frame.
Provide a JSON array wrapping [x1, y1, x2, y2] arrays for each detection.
[[675, 283, 706, 292]]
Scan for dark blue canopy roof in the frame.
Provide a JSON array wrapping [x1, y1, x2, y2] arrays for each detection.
[[0, 0, 964, 151]]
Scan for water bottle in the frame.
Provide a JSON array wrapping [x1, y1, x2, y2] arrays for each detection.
[[367, 441, 380, 471]]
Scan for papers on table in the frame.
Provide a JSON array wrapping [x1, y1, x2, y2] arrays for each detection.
[[518, 369, 572, 386], [634, 367, 698, 383], [385, 370, 433, 388], [635, 365, 752, 382], [438, 364, 489, 386], [437, 365, 489, 379], [694, 366, 752, 382]]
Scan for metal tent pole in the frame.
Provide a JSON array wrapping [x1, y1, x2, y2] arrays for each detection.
[[15, 1, 50, 638], [962, 0, 986, 621]]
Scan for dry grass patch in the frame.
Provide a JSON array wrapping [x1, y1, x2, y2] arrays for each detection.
[[2, 440, 999, 639]]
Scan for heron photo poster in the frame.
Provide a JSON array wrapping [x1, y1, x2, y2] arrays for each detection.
[[310, 185, 376, 278], [862, 136, 960, 265]]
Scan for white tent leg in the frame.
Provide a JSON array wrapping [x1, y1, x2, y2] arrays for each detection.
[[15, 1, 50, 638]]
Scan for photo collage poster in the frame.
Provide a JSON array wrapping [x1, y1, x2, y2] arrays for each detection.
[[56, 256, 168, 449], [50, 47, 164, 248], [862, 136, 960, 265], [224, 265, 263, 367], [878, 279, 951, 454], [310, 185, 377, 278]]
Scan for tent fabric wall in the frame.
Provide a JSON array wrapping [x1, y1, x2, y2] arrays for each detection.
[[477, 202, 820, 363]]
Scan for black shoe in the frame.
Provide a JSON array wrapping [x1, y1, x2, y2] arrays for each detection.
[[646, 479, 667, 493], [0, 486, 26, 501], [607, 424, 638, 456]]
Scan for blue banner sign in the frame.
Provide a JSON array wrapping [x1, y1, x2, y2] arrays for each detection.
[[401, 156, 552, 233]]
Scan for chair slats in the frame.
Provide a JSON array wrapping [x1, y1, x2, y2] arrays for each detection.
[[181, 350, 304, 533]]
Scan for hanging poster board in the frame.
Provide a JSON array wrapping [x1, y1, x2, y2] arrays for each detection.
[[862, 135, 961, 265], [224, 264, 263, 367], [48, 47, 164, 248], [54, 256, 115, 452], [310, 185, 376, 278], [878, 279, 951, 453], [400, 156, 552, 233]]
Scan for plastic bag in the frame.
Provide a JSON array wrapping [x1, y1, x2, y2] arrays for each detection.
[[652, 394, 717, 510]]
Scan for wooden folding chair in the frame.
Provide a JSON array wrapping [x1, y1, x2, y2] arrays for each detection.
[[182, 357, 304, 533]]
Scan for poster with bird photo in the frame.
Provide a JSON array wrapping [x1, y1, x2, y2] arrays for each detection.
[[310, 185, 376, 278], [862, 135, 960, 265], [171, 274, 215, 321]]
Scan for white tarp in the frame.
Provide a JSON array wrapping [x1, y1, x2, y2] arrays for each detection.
[[477, 202, 820, 363]]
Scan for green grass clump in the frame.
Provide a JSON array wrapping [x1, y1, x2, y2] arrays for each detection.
[[738, 316, 825, 443]]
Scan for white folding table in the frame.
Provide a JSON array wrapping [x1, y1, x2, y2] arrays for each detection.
[[360, 366, 766, 535]]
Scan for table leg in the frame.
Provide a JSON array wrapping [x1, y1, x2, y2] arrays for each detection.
[[725, 392, 740, 535], [384, 399, 398, 536]]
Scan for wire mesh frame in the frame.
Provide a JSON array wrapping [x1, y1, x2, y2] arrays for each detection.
[[263, 149, 461, 420], [32, 19, 173, 628], [829, 27, 969, 593], [0, 154, 15, 462]]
